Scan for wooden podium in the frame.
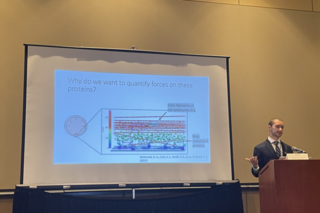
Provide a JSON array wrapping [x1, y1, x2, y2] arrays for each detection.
[[259, 159, 320, 213]]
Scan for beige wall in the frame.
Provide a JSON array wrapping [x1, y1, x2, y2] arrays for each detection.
[[1, 0, 320, 211], [0, 196, 13, 213], [242, 188, 260, 213]]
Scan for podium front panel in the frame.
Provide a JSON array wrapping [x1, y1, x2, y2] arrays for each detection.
[[259, 160, 320, 213]]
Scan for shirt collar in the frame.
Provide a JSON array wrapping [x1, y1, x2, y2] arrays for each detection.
[[268, 136, 281, 144]]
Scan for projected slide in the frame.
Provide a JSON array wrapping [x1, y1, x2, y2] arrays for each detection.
[[54, 70, 210, 164]]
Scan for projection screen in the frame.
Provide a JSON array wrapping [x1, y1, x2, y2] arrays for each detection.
[[21, 44, 233, 186]]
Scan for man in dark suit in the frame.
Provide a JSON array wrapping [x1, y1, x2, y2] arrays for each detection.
[[246, 118, 293, 177]]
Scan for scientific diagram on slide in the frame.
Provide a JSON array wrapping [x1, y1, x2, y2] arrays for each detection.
[[54, 70, 210, 164], [65, 109, 189, 154]]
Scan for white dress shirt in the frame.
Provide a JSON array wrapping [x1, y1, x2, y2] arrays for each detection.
[[267, 136, 283, 156]]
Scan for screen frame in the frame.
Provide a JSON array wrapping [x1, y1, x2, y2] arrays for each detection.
[[20, 44, 234, 185]]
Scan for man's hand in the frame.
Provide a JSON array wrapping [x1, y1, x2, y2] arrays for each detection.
[[245, 156, 259, 169]]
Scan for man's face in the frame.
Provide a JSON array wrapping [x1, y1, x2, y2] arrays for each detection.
[[268, 119, 284, 139]]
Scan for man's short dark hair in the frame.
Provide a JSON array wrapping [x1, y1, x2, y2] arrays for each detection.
[[268, 118, 283, 126]]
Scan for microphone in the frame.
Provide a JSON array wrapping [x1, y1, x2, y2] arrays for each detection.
[[291, 146, 307, 153]]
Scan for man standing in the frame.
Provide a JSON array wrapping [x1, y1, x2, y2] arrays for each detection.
[[246, 118, 293, 177]]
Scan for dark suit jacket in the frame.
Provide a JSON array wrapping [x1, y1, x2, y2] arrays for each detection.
[[251, 139, 293, 177]]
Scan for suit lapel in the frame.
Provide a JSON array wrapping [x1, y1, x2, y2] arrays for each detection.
[[264, 140, 278, 158], [280, 141, 289, 155]]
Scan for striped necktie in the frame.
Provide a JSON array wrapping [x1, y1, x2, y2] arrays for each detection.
[[273, 141, 281, 158]]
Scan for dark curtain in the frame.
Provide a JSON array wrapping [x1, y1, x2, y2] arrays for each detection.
[[13, 182, 243, 213]]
